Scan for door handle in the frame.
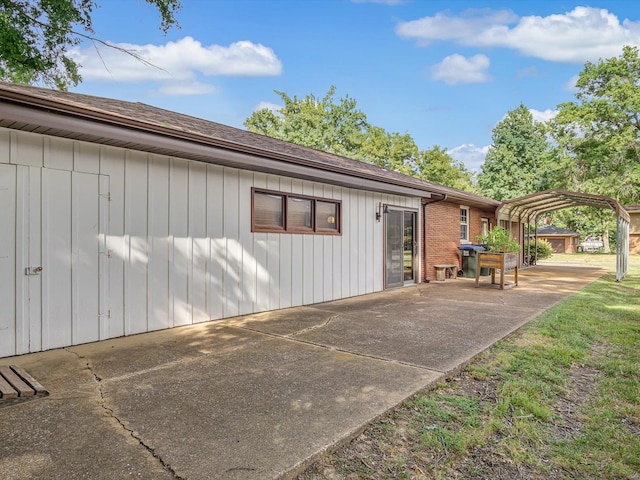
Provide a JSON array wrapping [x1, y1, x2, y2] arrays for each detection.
[[25, 266, 43, 275]]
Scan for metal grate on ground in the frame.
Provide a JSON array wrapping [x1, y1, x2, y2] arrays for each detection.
[[0, 365, 49, 407]]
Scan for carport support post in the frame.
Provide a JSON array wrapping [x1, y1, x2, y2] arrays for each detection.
[[616, 215, 629, 282]]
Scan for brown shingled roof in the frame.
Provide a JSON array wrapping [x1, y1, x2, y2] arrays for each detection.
[[0, 81, 498, 207]]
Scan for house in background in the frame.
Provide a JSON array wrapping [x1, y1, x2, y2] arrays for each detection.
[[0, 81, 500, 358], [627, 205, 640, 254], [536, 224, 580, 253]]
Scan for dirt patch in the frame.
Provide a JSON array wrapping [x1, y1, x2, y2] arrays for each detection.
[[551, 364, 600, 441], [297, 356, 602, 480]]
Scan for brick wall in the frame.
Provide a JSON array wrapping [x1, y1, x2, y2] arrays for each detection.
[[424, 201, 495, 281]]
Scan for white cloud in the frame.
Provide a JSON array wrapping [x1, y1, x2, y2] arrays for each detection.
[[529, 108, 557, 123], [564, 74, 580, 92], [447, 144, 489, 172], [253, 101, 282, 113], [397, 7, 640, 63], [71, 37, 282, 85], [397, 9, 518, 46], [430, 54, 492, 85]]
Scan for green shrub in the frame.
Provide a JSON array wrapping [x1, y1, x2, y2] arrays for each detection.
[[524, 239, 553, 260], [477, 226, 520, 253]]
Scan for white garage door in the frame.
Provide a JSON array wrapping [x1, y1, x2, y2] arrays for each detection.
[[0, 165, 109, 357]]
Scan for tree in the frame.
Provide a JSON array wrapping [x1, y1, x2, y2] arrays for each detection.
[[550, 45, 640, 206], [358, 125, 418, 174], [547, 46, 640, 252], [244, 86, 368, 159], [245, 87, 475, 190], [0, 0, 181, 89], [477, 104, 552, 201], [411, 146, 475, 191]]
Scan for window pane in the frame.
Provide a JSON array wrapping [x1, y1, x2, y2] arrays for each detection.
[[460, 224, 468, 241], [288, 197, 312, 229], [316, 201, 338, 230], [460, 208, 468, 224], [254, 192, 284, 228]]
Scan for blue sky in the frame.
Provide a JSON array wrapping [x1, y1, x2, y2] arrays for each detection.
[[70, 0, 640, 172]]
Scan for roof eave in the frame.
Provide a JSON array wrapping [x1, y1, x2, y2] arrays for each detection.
[[1, 97, 436, 198]]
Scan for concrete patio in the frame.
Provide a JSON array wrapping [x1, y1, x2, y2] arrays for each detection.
[[0, 264, 606, 480]]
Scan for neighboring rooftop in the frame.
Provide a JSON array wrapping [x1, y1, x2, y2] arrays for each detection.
[[535, 225, 579, 236]]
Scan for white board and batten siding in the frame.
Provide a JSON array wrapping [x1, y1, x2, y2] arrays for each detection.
[[0, 128, 420, 357]]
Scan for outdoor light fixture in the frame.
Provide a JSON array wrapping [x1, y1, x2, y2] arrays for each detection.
[[376, 202, 389, 222]]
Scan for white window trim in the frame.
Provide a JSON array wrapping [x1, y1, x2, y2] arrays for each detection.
[[481, 217, 489, 238], [460, 205, 470, 244]]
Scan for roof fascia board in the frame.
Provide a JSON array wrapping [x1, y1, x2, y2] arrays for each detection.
[[1, 102, 431, 198]]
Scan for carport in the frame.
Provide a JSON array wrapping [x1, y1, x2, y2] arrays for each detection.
[[496, 189, 630, 281]]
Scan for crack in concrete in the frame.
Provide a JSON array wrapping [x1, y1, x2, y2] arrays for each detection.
[[234, 326, 443, 374], [64, 348, 186, 480], [285, 314, 340, 338]]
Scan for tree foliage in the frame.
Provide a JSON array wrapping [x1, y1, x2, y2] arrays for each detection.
[[245, 86, 473, 190], [550, 45, 640, 205], [244, 86, 368, 159], [477, 104, 552, 201], [0, 0, 181, 89], [411, 146, 475, 191]]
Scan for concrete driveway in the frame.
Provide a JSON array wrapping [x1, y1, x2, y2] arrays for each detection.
[[0, 264, 605, 480]]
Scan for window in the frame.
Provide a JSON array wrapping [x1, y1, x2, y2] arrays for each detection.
[[254, 192, 284, 230], [288, 197, 313, 231], [252, 188, 341, 234], [315, 200, 339, 232], [460, 206, 469, 243], [481, 218, 489, 237]]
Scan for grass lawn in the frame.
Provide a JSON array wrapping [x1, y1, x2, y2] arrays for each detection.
[[299, 263, 640, 479]]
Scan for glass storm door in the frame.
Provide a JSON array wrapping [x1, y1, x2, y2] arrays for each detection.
[[385, 209, 416, 288]]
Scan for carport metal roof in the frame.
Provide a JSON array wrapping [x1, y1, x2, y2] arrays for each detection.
[[496, 189, 630, 281]]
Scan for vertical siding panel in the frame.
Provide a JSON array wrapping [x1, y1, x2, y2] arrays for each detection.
[[189, 162, 209, 323], [238, 170, 255, 315], [42, 169, 72, 349], [223, 168, 240, 317], [124, 151, 149, 334], [0, 129, 10, 163], [290, 179, 303, 307], [340, 189, 351, 299], [302, 182, 315, 305], [12, 132, 43, 167], [323, 186, 334, 302], [73, 142, 100, 174], [332, 187, 342, 301], [100, 147, 126, 338], [365, 193, 375, 293], [0, 164, 16, 357], [372, 193, 383, 292], [46, 137, 74, 171], [313, 183, 324, 304], [206, 164, 224, 320], [14, 166, 28, 354], [357, 191, 367, 295], [267, 175, 280, 311], [71, 171, 101, 344], [27, 167, 42, 352], [253, 173, 268, 312], [279, 178, 292, 309], [348, 190, 358, 297], [147, 156, 170, 331], [169, 158, 190, 326]]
